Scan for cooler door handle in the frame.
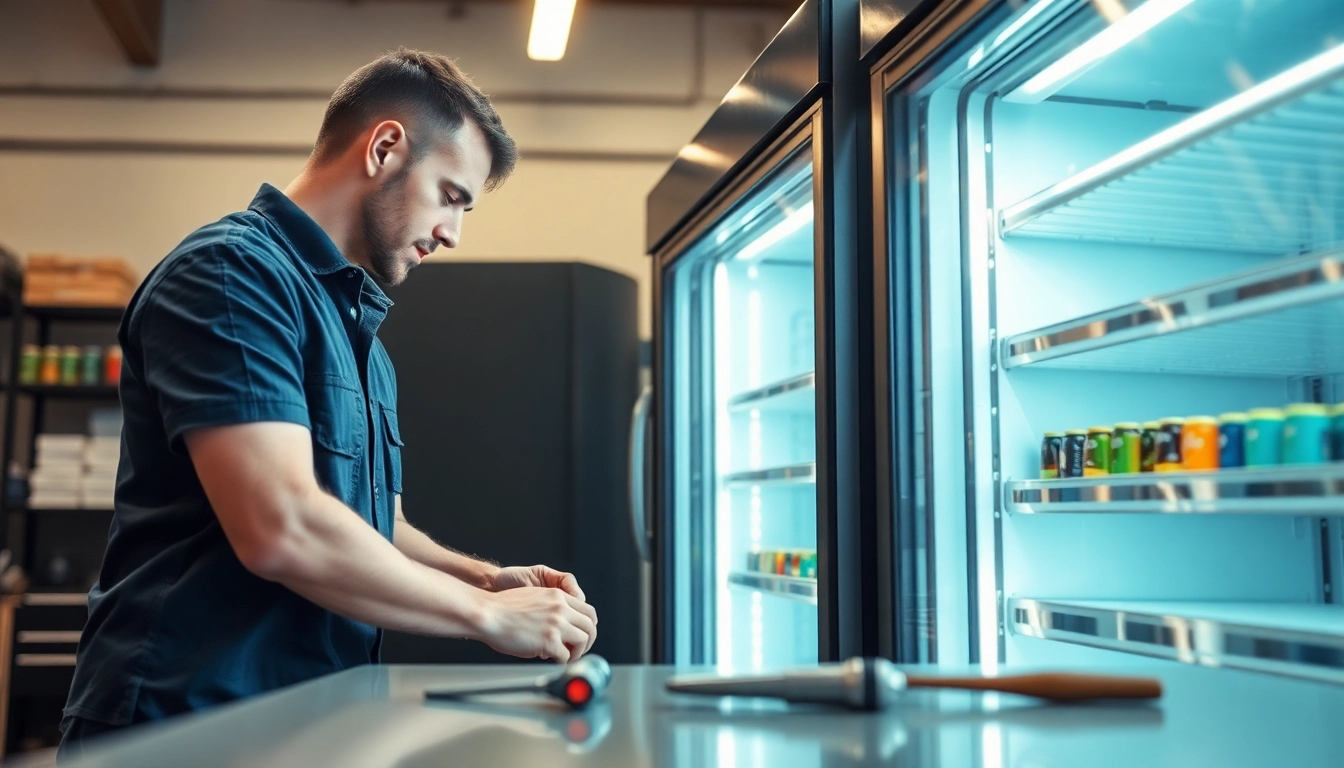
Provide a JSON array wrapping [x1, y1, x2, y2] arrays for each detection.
[[628, 385, 652, 562]]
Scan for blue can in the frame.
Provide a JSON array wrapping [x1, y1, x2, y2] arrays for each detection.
[[1218, 412, 1247, 468]]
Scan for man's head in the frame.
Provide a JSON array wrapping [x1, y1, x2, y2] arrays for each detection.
[[310, 49, 517, 285]]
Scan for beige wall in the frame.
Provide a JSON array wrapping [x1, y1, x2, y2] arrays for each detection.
[[0, 0, 789, 337]]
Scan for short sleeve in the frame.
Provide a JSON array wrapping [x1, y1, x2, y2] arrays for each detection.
[[137, 241, 310, 454]]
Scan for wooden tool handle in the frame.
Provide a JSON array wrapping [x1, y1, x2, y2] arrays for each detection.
[[903, 672, 1163, 702]]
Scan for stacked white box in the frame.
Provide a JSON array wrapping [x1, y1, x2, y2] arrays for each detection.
[[80, 409, 123, 509], [30, 435, 86, 508]]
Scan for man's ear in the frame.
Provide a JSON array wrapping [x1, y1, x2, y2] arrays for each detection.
[[364, 120, 409, 180]]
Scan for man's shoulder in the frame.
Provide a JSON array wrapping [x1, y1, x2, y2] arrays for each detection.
[[129, 211, 303, 325]]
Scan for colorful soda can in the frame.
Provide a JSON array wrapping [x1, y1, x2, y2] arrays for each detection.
[[81, 345, 102, 385], [1084, 427, 1113, 476], [1140, 421, 1160, 473], [1154, 418, 1185, 472], [1245, 408, 1286, 467], [18, 344, 39, 386], [1332, 404, 1344, 463], [39, 345, 61, 385], [804, 552, 817, 579], [1060, 430, 1087, 478], [775, 551, 786, 576], [1040, 432, 1063, 479], [104, 345, 123, 385], [1283, 403, 1330, 465], [1111, 423, 1142, 474], [1219, 412, 1247, 469], [59, 345, 81, 386], [1182, 416, 1220, 471]]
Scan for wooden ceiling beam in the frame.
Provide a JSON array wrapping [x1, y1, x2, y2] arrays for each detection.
[[91, 0, 163, 66]]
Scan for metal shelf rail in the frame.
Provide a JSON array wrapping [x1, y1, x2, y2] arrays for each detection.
[[1002, 251, 1344, 372], [724, 462, 817, 487], [1008, 465, 1344, 515], [1011, 598, 1344, 685], [727, 571, 818, 605], [999, 42, 1344, 254], [727, 371, 815, 411]]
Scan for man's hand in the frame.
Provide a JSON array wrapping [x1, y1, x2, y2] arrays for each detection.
[[478, 587, 598, 663], [490, 565, 586, 601]]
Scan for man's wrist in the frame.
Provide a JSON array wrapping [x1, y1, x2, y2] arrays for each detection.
[[477, 561, 502, 591]]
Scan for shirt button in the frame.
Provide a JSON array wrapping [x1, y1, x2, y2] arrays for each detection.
[[349, 306, 358, 320]]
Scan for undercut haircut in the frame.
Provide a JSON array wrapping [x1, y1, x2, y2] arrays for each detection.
[[313, 48, 517, 191]]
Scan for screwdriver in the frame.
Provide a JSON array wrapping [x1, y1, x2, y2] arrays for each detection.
[[666, 657, 1162, 710], [425, 655, 611, 710]]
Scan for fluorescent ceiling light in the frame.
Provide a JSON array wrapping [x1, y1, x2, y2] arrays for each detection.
[[528, 0, 577, 62], [736, 206, 813, 262], [1005, 0, 1197, 103]]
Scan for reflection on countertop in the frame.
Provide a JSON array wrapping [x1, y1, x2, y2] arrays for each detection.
[[28, 662, 1344, 768]]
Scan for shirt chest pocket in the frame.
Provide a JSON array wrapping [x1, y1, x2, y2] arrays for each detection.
[[305, 375, 365, 502], [381, 405, 404, 495]]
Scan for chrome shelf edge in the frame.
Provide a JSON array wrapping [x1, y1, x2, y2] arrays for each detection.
[[727, 371, 816, 409], [1003, 250, 1344, 369], [999, 42, 1344, 234], [724, 462, 817, 486], [1011, 599, 1344, 686], [727, 571, 818, 605], [1008, 465, 1344, 515]]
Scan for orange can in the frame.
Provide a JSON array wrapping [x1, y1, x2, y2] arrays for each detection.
[[775, 551, 786, 575], [1182, 416, 1220, 470]]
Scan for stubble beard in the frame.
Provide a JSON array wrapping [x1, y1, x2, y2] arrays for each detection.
[[359, 164, 414, 287]]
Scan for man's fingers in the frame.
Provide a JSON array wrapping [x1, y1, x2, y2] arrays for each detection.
[[564, 593, 598, 625], [546, 635, 572, 664], [557, 571, 585, 601], [564, 607, 597, 656], [559, 621, 590, 661]]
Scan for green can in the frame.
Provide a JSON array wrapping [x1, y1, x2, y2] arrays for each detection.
[[1085, 427, 1113, 477], [1283, 403, 1330, 465], [80, 346, 102, 385], [1111, 422, 1142, 474], [18, 344, 39, 386], [59, 345, 81, 386]]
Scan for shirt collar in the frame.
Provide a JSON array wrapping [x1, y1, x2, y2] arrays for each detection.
[[247, 183, 392, 307]]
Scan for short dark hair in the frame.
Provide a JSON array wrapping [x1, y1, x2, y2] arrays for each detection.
[[313, 48, 517, 191]]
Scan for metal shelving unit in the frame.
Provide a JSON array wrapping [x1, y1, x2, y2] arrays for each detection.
[[999, 42, 1344, 254], [18, 385, 119, 400], [727, 572, 818, 605], [727, 371, 815, 411], [1003, 251, 1344, 373], [724, 462, 817, 487], [1012, 598, 1344, 684], [1009, 465, 1344, 515]]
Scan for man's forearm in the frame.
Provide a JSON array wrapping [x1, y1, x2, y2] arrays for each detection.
[[393, 507, 499, 590], [255, 489, 497, 638]]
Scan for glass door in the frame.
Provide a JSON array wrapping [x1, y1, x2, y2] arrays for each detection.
[[876, 0, 1344, 679], [665, 135, 820, 671]]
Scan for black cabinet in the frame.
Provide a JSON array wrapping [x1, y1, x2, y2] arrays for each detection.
[[380, 262, 642, 664]]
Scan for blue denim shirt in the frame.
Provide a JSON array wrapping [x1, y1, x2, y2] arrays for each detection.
[[65, 184, 404, 726]]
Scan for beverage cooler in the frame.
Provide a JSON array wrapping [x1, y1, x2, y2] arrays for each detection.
[[641, 0, 866, 670], [867, 0, 1344, 680]]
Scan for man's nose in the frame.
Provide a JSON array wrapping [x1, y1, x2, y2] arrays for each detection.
[[432, 222, 459, 250]]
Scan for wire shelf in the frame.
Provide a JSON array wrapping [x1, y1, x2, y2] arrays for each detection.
[[1012, 598, 1344, 685], [1008, 465, 1344, 515], [1003, 251, 1344, 374], [727, 571, 818, 605], [727, 371, 815, 412], [723, 463, 817, 487], [1000, 43, 1344, 254]]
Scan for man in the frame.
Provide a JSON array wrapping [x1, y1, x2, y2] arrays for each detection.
[[59, 49, 598, 758]]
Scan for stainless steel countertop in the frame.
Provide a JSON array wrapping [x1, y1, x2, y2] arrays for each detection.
[[34, 662, 1344, 767]]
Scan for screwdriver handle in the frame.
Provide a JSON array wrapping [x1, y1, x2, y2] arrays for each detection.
[[902, 672, 1162, 701]]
